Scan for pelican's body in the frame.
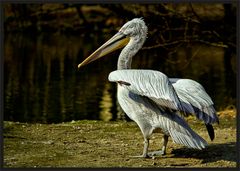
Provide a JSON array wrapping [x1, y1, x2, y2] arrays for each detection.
[[78, 18, 219, 158]]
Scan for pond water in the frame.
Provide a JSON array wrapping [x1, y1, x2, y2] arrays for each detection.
[[4, 33, 236, 123]]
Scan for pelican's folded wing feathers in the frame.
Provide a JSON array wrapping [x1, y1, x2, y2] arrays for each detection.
[[108, 70, 184, 111]]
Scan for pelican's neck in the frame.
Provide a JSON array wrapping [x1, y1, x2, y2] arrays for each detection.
[[117, 36, 146, 70]]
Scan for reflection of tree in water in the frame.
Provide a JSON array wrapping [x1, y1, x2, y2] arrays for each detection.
[[99, 82, 112, 121]]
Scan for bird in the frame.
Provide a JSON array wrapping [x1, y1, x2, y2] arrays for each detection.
[[78, 18, 219, 158]]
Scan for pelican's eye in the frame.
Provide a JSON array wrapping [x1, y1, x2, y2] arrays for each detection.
[[128, 25, 134, 29], [119, 31, 127, 37]]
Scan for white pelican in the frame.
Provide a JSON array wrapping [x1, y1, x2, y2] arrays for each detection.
[[78, 18, 219, 158]]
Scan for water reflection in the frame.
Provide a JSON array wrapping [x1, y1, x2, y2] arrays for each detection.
[[4, 33, 236, 123], [99, 82, 112, 121]]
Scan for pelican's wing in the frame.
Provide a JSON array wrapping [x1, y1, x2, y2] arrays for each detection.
[[170, 78, 219, 124], [108, 69, 184, 111]]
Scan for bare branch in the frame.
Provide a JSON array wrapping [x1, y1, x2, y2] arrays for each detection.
[[142, 39, 228, 50]]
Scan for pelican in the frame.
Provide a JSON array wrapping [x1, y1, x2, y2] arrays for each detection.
[[78, 18, 219, 158]]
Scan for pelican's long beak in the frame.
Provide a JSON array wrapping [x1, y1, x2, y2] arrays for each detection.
[[78, 32, 130, 68]]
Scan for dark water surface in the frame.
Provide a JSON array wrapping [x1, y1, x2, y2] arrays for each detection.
[[4, 33, 236, 123]]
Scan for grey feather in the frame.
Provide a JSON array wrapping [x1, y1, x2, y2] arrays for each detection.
[[170, 78, 219, 124]]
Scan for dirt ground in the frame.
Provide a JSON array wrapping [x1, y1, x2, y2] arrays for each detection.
[[3, 109, 238, 168]]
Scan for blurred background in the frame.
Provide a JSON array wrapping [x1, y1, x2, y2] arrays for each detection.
[[3, 3, 237, 123]]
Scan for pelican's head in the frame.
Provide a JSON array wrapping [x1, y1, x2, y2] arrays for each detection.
[[78, 18, 147, 68], [119, 18, 147, 40]]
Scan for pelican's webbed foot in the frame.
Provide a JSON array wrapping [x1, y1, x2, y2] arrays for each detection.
[[148, 150, 166, 157], [130, 154, 150, 158]]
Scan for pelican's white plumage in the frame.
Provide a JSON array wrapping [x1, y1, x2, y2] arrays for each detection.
[[78, 18, 219, 158]]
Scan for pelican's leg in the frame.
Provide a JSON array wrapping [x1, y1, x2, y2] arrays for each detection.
[[148, 135, 168, 157], [142, 138, 150, 158], [161, 134, 169, 155], [131, 138, 150, 158], [130, 124, 153, 158]]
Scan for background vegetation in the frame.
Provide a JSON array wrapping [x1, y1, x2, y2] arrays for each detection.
[[4, 3, 236, 97]]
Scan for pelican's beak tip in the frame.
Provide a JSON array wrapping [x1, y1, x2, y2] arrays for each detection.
[[78, 63, 82, 69]]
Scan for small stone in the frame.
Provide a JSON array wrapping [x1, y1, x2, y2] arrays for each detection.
[[43, 140, 54, 145]]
